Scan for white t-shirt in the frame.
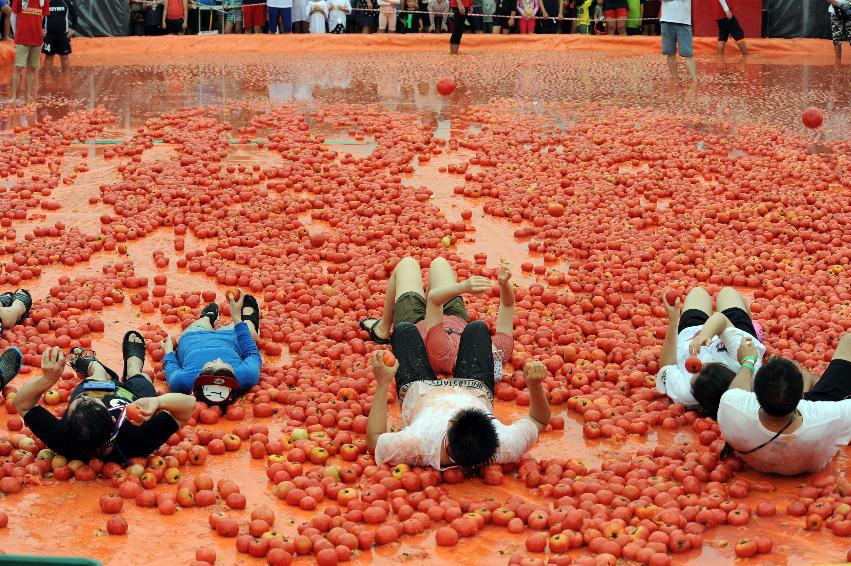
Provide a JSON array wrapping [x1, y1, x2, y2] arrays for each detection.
[[660, 0, 691, 25], [374, 381, 539, 470], [268, 0, 293, 8], [718, 389, 851, 475], [308, 0, 328, 32], [656, 326, 766, 408], [328, 0, 351, 28]]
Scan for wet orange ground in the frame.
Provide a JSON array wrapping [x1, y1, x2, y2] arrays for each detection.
[[0, 37, 850, 565]]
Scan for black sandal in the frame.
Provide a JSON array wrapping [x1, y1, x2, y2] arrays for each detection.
[[201, 303, 219, 326], [241, 294, 260, 334], [68, 347, 119, 382], [122, 331, 147, 382], [359, 318, 391, 345], [0, 292, 13, 308], [11, 289, 31, 326], [0, 347, 21, 389]]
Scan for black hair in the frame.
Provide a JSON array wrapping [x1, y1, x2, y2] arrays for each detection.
[[446, 408, 498, 476], [691, 363, 736, 420], [61, 401, 114, 461], [193, 367, 236, 406], [754, 357, 803, 417]]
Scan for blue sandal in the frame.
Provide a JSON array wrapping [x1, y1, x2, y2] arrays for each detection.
[[11, 289, 32, 326]]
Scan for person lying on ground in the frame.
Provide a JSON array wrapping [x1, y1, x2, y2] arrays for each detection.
[[717, 333, 851, 475], [0, 289, 32, 331], [360, 257, 514, 380], [366, 322, 550, 474], [13, 337, 196, 463], [656, 286, 767, 419], [163, 291, 262, 407]]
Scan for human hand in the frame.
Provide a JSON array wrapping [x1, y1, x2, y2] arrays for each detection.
[[128, 397, 160, 423], [458, 4, 466, 15], [228, 291, 245, 323], [689, 333, 712, 356], [162, 22, 167, 29], [660, 290, 680, 320], [725, 9, 732, 18], [498, 260, 512, 286], [41, 347, 65, 384], [464, 276, 492, 294], [370, 350, 398, 386], [161, 335, 174, 354], [524, 360, 547, 387], [737, 337, 758, 363], [182, 21, 188, 30], [66, 28, 75, 39]]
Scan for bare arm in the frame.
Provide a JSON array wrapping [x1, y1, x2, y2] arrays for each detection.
[[425, 276, 491, 331], [524, 361, 551, 431], [14, 348, 64, 417], [689, 312, 733, 355], [728, 337, 759, 392], [660, 292, 681, 367], [366, 350, 398, 453], [154, 393, 196, 425], [495, 260, 515, 335]]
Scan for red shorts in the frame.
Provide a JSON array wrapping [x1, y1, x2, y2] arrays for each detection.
[[243, 4, 267, 28], [604, 7, 628, 18]]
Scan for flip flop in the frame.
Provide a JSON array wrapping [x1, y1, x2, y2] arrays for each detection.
[[11, 289, 32, 326], [752, 320, 765, 343], [358, 318, 391, 345], [241, 294, 260, 334], [122, 331, 147, 382], [68, 347, 119, 382], [0, 348, 22, 389], [201, 303, 219, 326], [0, 292, 13, 308]]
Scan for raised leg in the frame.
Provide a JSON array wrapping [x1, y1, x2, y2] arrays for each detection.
[[715, 287, 750, 316], [682, 287, 712, 317]]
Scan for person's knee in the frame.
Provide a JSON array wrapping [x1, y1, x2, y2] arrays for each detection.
[[462, 319, 489, 336], [836, 334, 851, 358], [395, 256, 420, 271]]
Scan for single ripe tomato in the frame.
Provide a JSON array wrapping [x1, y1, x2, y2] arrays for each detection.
[[436, 78, 456, 96], [685, 356, 703, 374], [383, 351, 396, 367], [126, 404, 143, 424], [802, 107, 823, 129]]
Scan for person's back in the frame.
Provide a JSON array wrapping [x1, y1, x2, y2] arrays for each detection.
[[718, 391, 851, 475]]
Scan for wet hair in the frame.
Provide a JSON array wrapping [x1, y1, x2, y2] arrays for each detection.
[[691, 363, 736, 420], [193, 367, 236, 405], [754, 357, 803, 417], [446, 408, 498, 476], [61, 401, 114, 461]]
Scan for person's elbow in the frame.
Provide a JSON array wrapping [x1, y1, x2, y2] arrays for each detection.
[[366, 432, 380, 454]]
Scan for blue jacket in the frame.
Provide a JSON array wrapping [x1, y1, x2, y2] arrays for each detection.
[[163, 322, 262, 393]]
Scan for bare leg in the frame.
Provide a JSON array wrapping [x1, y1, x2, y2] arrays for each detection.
[[368, 256, 425, 340], [682, 287, 712, 317], [683, 56, 697, 81], [424, 256, 460, 330], [666, 54, 679, 80], [25, 68, 35, 103], [180, 316, 213, 339], [737, 40, 748, 56], [8, 66, 22, 103], [0, 299, 27, 330], [616, 19, 626, 35], [717, 41, 724, 55], [835, 44, 842, 63], [715, 287, 750, 316], [606, 16, 616, 35], [833, 334, 851, 363], [45, 56, 55, 73]]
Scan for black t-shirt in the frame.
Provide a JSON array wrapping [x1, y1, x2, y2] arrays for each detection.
[[604, 0, 628, 9], [24, 406, 179, 463], [45, 0, 78, 34]]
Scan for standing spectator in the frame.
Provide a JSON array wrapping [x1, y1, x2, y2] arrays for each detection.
[[377, 0, 398, 31], [592, 0, 606, 33], [267, 0, 292, 32], [351, 0, 375, 31], [42, 0, 76, 73], [0, 0, 11, 41], [292, 0, 308, 30], [713, 0, 747, 55], [242, 0, 266, 32], [482, 0, 494, 32], [539, 0, 559, 33], [162, 0, 188, 33], [493, 0, 514, 32], [428, 0, 448, 31], [9, 0, 50, 105], [308, 0, 327, 31], [130, 0, 146, 34], [516, 0, 538, 34], [575, 0, 591, 32], [660, 0, 695, 80], [223, 0, 243, 32], [470, 0, 483, 33], [626, 0, 641, 34], [561, 0, 576, 32], [603, 0, 626, 34], [143, 0, 164, 35], [328, 0, 350, 31], [449, 0, 470, 51], [827, 0, 851, 62], [398, 0, 421, 32], [642, 0, 658, 34]]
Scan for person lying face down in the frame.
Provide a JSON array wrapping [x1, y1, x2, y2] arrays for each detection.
[[12, 335, 196, 463], [718, 334, 851, 476], [365, 320, 551, 475], [163, 292, 263, 407]]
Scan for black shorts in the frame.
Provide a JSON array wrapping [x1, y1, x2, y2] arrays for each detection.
[[804, 360, 851, 402], [678, 307, 757, 339], [166, 18, 184, 34], [392, 291, 469, 327], [42, 31, 72, 56], [717, 15, 744, 42], [71, 374, 157, 402], [468, 12, 483, 31]]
